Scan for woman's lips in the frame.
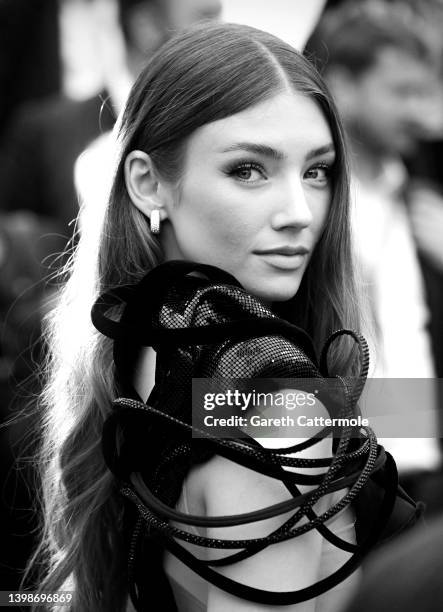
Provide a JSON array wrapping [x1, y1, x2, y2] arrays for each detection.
[[257, 252, 308, 270]]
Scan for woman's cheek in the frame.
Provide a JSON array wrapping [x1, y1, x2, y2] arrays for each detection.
[[307, 195, 330, 241], [220, 221, 254, 255], [181, 179, 261, 251]]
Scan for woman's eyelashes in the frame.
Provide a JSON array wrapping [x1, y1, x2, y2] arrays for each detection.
[[223, 159, 333, 186], [304, 162, 333, 186], [224, 160, 268, 183]]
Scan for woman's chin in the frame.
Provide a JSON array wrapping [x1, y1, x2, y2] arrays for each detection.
[[244, 281, 301, 305]]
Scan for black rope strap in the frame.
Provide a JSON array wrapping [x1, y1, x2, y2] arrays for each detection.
[[104, 398, 396, 606]]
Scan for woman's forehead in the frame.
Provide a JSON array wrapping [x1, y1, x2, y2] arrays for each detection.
[[187, 92, 333, 160]]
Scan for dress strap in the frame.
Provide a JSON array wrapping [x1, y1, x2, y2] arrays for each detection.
[[177, 481, 203, 538]]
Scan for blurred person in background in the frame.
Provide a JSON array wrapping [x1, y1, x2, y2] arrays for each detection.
[[402, 0, 443, 512], [0, 0, 222, 240], [402, 0, 443, 381], [305, 0, 443, 501], [0, 0, 115, 240], [221, 0, 327, 50], [0, 0, 60, 141], [110, 0, 223, 109]]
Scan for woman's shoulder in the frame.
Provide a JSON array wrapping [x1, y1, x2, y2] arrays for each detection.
[[186, 453, 325, 609], [192, 435, 337, 518], [196, 453, 293, 513], [170, 444, 358, 610]]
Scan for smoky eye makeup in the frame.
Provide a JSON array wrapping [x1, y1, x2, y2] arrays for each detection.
[[305, 151, 337, 180], [304, 161, 333, 182], [222, 159, 268, 182]]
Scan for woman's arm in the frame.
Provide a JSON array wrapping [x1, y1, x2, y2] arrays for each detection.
[[195, 452, 326, 612]]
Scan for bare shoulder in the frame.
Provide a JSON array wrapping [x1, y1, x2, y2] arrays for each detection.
[[196, 453, 292, 516], [192, 434, 334, 515], [183, 453, 323, 611]]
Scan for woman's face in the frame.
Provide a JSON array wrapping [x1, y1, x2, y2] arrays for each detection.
[[160, 92, 335, 303]]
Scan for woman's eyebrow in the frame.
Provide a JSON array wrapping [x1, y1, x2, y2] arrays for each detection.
[[219, 143, 286, 161], [305, 143, 335, 161], [219, 142, 336, 161]]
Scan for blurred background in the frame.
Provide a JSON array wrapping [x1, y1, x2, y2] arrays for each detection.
[[1, 0, 443, 606]]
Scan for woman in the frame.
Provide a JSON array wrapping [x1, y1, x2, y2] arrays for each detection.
[[28, 21, 411, 612]]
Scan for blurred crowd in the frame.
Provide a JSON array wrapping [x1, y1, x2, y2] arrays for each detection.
[[1, 0, 443, 609]]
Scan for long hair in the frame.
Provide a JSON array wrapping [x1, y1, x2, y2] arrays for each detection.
[[29, 22, 363, 611]]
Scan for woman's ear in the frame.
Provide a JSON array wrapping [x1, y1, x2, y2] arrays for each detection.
[[124, 150, 168, 221]]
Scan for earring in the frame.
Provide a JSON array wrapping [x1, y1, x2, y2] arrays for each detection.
[[150, 209, 161, 234]]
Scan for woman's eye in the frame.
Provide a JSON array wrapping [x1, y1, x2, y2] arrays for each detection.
[[228, 162, 267, 183], [304, 164, 331, 184]]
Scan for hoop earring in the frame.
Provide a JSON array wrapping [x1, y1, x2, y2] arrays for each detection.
[[150, 209, 161, 234]]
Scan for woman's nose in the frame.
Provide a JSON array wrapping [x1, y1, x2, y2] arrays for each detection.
[[271, 179, 313, 230]]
